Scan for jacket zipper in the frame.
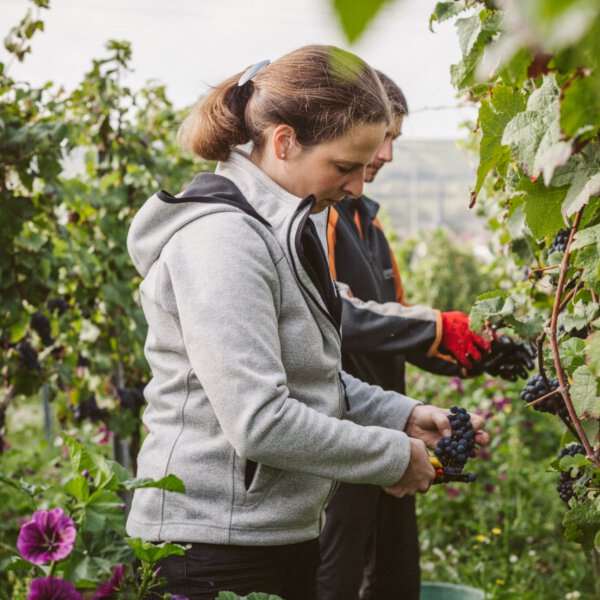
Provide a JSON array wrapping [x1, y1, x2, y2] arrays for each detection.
[[287, 198, 344, 531]]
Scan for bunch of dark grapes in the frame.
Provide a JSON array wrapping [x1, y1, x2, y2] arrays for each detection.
[[548, 228, 570, 254], [556, 444, 586, 503], [116, 387, 145, 414], [30, 312, 53, 346], [434, 406, 477, 484], [520, 374, 567, 418], [47, 297, 69, 315], [17, 341, 40, 371], [72, 394, 108, 423]]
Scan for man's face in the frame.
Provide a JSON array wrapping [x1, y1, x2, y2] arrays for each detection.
[[364, 115, 404, 183]]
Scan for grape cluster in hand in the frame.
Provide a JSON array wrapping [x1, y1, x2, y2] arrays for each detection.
[[520, 374, 567, 418], [556, 444, 585, 503], [434, 406, 477, 483], [549, 229, 570, 254]]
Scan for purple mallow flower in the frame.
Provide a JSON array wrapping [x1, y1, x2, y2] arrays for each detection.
[[17, 508, 77, 565], [92, 564, 126, 599], [28, 577, 82, 600]]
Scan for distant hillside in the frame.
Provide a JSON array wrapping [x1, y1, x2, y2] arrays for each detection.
[[365, 138, 486, 240]]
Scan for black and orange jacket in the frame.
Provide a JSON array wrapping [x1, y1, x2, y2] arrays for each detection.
[[325, 196, 460, 394]]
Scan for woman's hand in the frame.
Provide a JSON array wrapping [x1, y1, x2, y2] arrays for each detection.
[[405, 405, 490, 449], [383, 438, 435, 498]]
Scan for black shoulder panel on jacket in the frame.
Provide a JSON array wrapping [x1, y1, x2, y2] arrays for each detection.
[[157, 173, 272, 228]]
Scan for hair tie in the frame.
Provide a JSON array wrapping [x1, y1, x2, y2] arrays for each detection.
[[238, 60, 270, 87]]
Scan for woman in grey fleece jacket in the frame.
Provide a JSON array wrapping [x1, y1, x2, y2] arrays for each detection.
[[125, 46, 488, 600]]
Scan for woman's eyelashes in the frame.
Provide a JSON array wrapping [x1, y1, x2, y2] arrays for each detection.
[[335, 164, 358, 174]]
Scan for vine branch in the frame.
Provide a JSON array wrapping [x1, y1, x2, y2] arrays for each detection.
[[549, 210, 599, 466]]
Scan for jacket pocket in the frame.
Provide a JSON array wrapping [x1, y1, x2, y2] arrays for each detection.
[[244, 459, 258, 491], [234, 455, 281, 508]]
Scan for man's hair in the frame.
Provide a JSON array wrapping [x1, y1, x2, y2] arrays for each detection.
[[375, 70, 408, 118]]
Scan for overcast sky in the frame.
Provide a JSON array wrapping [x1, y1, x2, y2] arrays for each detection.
[[1, 0, 477, 139]]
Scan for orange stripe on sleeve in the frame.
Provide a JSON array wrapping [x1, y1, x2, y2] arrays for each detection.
[[327, 208, 339, 281]]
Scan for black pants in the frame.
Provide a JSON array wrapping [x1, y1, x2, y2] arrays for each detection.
[[156, 539, 319, 600], [316, 483, 420, 600]]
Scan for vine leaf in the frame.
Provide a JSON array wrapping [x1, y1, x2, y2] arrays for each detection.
[[552, 142, 600, 219], [570, 366, 600, 420], [563, 500, 600, 550], [502, 75, 571, 184], [586, 332, 600, 378], [331, 0, 393, 43], [429, 1, 467, 32], [450, 9, 501, 91], [474, 85, 526, 197], [558, 300, 599, 333], [561, 70, 600, 139], [561, 338, 586, 372], [517, 177, 567, 239]]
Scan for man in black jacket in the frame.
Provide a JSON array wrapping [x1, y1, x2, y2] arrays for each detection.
[[315, 73, 530, 600]]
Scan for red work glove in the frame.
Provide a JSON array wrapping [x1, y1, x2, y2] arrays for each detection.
[[440, 311, 491, 369]]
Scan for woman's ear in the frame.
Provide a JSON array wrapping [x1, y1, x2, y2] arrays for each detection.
[[272, 124, 296, 160]]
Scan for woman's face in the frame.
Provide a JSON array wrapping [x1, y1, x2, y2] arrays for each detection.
[[263, 121, 388, 213]]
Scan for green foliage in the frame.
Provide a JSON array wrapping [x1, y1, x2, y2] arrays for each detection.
[[331, 0, 393, 43], [435, 0, 600, 589], [394, 229, 491, 313]]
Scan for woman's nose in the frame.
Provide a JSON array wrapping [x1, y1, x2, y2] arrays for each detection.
[[342, 171, 365, 198]]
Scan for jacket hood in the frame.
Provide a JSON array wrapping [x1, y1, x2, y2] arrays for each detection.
[[127, 149, 306, 278]]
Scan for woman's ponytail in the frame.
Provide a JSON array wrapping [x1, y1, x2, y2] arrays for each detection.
[[178, 71, 253, 161]]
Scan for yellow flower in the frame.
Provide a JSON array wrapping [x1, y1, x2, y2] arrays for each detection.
[[492, 527, 502, 536], [503, 404, 512, 414], [496, 579, 505, 586], [474, 534, 489, 543]]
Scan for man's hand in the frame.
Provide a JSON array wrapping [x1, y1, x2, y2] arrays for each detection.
[[440, 311, 491, 369], [383, 438, 435, 498], [405, 405, 490, 449]]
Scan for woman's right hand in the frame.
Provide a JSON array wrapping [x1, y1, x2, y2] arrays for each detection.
[[383, 438, 435, 498]]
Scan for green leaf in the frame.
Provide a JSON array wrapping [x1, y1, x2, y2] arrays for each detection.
[[561, 71, 600, 139], [502, 75, 566, 180], [518, 177, 567, 239], [570, 365, 600, 420], [63, 436, 96, 476], [122, 474, 186, 493], [469, 290, 508, 330], [553, 142, 600, 218], [559, 300, 599, 332], [563, 502, 600, 549], [126, 538, 186, 565], [456, 13, 482, 58], [595, 529, 600, 552], [561, 337, 586, 371], [9, 311, 29, 343], [474, 85, 527, 197], [429, 2, 467, 32], [571, 223, 600, 251], [586, 331, 600, 377], [64, 475, 90, 502], [331, 0, 393, 43]]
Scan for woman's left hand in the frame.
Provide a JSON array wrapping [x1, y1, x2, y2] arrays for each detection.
[[405, 405, 490, 449]]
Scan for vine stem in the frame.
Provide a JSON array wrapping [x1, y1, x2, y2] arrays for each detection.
[[525, 387, 565, 408], [549, 210, 600, 467]]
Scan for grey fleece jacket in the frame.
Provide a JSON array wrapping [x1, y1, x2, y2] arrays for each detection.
[[125, 149, 420, 545]]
